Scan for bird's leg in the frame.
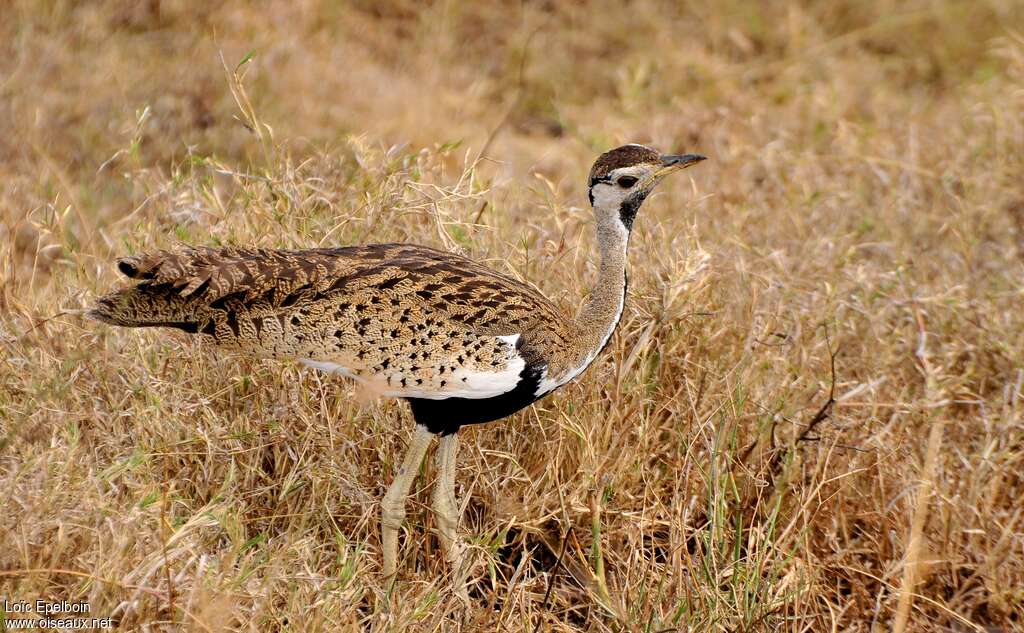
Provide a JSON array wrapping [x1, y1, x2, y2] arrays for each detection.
[[382, 423, 434, 584], [432, 431, 469, 601]]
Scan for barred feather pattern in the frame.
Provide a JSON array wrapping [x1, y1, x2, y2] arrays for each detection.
[[90, 244, 580, 398]]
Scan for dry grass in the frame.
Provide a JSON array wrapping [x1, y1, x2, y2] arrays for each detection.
[[2, 1, 1024, 631]]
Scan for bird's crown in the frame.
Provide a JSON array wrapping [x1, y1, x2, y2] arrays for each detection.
[[588, 144, 661, 187]]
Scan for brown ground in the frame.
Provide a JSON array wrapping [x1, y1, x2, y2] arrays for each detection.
[[2, 1, 1023, 630]]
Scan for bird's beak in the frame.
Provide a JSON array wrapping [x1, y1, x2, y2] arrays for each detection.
[[654, 153, 707, 179]]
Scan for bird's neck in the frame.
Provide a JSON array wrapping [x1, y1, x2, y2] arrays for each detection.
[[573, 217, 629, 361]]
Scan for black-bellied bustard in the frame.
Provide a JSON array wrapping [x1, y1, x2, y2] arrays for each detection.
[[90, 144, 705, 597]]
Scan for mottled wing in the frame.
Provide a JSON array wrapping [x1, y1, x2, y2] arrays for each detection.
[[93, 244, 568, 399]]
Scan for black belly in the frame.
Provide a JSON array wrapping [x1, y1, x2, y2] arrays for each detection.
[[405, 364, 546, 435]]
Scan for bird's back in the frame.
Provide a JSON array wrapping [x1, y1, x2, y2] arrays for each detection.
[[91, 244, 573, 400]]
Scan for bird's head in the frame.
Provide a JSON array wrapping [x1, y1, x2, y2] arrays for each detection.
[[588, 144, 706, 233]]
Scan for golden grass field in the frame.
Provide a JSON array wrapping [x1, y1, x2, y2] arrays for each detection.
[[3, 1, 1024, 630]]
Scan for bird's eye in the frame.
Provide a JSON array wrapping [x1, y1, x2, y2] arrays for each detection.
[[616, 176, 639, 188]]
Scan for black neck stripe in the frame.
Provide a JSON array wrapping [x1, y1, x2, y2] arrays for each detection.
[[618, 189, 649, 230]]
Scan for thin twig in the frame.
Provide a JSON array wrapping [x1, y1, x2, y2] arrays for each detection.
[[532, 527, 569, 633], [796, 329, 839, 444]]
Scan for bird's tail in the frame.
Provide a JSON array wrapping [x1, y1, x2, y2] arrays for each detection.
[[88, 285, 209, 333], [89, 251, 215, 332]]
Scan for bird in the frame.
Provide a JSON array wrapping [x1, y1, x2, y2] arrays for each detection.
[[89, 144, 706, 595]]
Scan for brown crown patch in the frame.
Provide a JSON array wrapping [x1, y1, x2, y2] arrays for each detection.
[[588, 144, 660, 185]]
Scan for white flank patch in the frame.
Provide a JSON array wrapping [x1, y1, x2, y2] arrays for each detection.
[[300, 359, 359, 379], [438, 334, 524, 400], [300, 334, 526, 400]]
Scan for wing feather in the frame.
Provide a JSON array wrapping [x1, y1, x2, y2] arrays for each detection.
[[96, 243, 571, 399]]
